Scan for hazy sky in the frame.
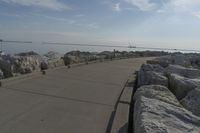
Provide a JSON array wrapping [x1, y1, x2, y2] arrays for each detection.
[[1, 0, 200, 53]]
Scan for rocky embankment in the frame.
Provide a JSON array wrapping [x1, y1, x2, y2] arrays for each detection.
[[0, 51, 64, 79], [0, 50, 169, 79], [133, 55, 200, 133]]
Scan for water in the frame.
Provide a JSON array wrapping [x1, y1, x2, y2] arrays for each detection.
[[2, 42, 151, 55], [3, 42, 191, 55]]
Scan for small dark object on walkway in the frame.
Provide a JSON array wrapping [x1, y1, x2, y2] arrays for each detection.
[[42, 70, 46, 75]]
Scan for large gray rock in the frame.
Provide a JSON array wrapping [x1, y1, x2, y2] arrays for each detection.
[[138, 71, 168, 88], [137, 64, 167, 87], [12, 53, 42, 74], [190, 55, 200, 69], [43, 51, 65, 69], [181, 88, 200, 117], [134, 85, 200, 133], [44, 51, 62, 59], [0, 59, 13, 78], [169, 74, 200, 100], [147, 56, 172, 68], [12, 52, 43, 75], [147, 55, 191, 68], [165, 65, 200, 78], [172, 54, 191, 67], [13, 55, 41, 74], [140, 64, 164, 73]]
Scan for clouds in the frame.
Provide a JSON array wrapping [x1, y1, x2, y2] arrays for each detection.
[[120, 0, 200, 19], [167, 0, 200, 19], [124, 0, 158, 11], [121, 0, 200, 12], [113, 3, 121, 12], [33, 13, 76, 24], [110, 0, 165, 12], [32, 13, 99, 29], [123, 0, 200, 12], [1, 0, 69, 11], [169, 0, 200, 13], [172, 0, 200, 9], [192, 11, 200, 19]]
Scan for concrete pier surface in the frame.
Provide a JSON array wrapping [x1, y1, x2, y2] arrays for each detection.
[[0, 57, 153, 133]]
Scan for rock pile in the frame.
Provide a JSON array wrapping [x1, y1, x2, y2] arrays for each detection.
[[137, 64, 168, 87], [0, 50, 170, 79], [134, 54, 200, 133], [134, 85, 200, 133], [13, 54, 42, 74], [0, 51, 66, 79], [42, 51, 64, 69]]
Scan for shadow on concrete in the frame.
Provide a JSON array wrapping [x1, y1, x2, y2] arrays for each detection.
[[117, 123, 128, 133], [106, 110, 116, 133]]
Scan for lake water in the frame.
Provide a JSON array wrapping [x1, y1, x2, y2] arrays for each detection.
[[2, 42, 154, 55]]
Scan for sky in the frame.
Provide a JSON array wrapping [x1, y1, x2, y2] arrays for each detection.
[[1, 0, 200, 54]]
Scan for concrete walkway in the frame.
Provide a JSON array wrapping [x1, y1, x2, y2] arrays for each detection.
[[0, 57, 152, 133]]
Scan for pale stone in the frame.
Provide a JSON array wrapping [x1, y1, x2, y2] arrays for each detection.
[[165, 65, 200, 78], [169, 74, 200, 100], [138, 71, 168, 87], [181, 88, 200, 117], [134, 85, 200, 133]]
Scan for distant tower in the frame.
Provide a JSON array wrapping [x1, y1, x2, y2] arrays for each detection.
[[113, 49, 116, 58]]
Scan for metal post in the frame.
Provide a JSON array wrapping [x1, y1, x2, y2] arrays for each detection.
[[86, 56, 88, 65], [0, 39, 2, 53], [113, 49, 116, 59], [42, 70, 46, 75]]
